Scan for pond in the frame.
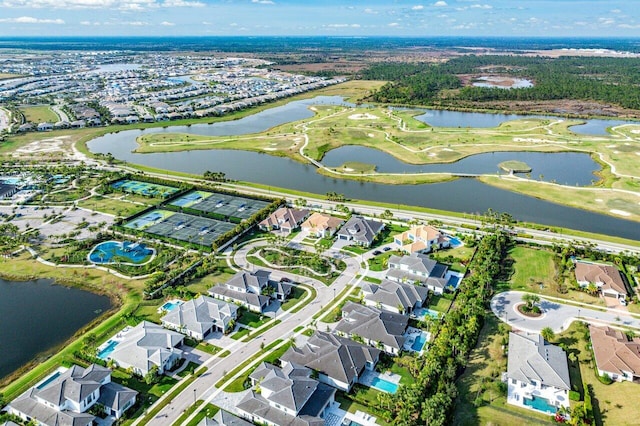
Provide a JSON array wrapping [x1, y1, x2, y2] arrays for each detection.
[[321, 146, 600, 186], [0, 278, 112, 380]]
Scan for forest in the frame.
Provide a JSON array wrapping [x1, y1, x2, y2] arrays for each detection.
[[362, 55, 640, 110]]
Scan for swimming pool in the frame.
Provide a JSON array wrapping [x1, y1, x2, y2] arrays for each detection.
[[370, 376, 399, 394], [98, 340, 119, 360], [36, 371, 62, 389], [88, 241, 154, 265], [448, 236, 463, 248], [411, 333, 427, 352], [414, 307, 440, 320], [523, 396, 558, 414], [161, 300, 183, 312]]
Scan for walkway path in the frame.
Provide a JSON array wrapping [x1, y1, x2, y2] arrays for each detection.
[[491, 291, 640, 333]]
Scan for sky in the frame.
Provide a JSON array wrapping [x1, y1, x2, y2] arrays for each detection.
[[0, 0, 639, 38]]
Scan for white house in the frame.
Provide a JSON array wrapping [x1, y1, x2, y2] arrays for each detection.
[[506, 332, 571, 415], [6, 364, 137, 426], [393, 224, 450, 254], [386, 252, 449, 295], [161, 295, 238, 339]]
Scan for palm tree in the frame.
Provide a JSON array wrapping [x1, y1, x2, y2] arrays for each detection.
[[522, 293, 540, 310], [541, 327, 555, 342]]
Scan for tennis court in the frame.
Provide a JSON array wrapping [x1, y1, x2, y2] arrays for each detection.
[[124, 210, 175, 230], [111, 179, 179, 198], [169, 190, 212, 208], [144, 212, 235, 246], [182, 191, 270, 220]]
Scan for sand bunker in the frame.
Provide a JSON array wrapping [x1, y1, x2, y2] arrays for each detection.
[[610, 209, 631, 217], [368, 133, 375, 138], [606, 145, 617, 148], [442, 148, 454, 152], [631, 129, 640, 134], [264, 147, 277, 151], [595, 199, 603, 202], [342, 167, 354, 172], [348, 113, 378, 120]]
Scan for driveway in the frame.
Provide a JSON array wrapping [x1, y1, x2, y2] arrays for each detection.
[[491, 291, 640, 333]]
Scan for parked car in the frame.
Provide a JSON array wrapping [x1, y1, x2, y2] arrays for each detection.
[[372, 250, 382, 255], [383, 246, 392, 252]]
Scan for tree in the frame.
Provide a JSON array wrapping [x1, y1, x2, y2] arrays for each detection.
[[521, 293, 540, 310], [541, 327, 555, 342], [144, 365, 160, 385]]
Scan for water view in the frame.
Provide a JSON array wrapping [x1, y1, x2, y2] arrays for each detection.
[[0, 278, 112, 380]]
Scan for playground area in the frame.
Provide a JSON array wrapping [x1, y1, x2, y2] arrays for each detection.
[[124, 209, 235, 247], [111, 179, 179, 198], [88, 240, 155, 265], [171, 190, 269, 220]]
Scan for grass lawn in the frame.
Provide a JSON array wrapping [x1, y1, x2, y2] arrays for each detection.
[[453, 315, 554, 425], [231, 328, 251, 340], [555, 321, 640, 426], [186, 404, 220, 426], [281, 286, 308, 311], [186, 263, 235, 294], [505, 245, 605, 306], [77, 196, 150, 217], [22, 105, 58, 123], [237, 309, 268, 328], [428, 295, 452, 313], [223, 341, 292, 392], [335, 392, 390, 426], [177, 361, 199, 378]]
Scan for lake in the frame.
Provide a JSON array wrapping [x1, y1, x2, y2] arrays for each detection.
[[87, 96, 640, 240], [0, 278, 112, 380]]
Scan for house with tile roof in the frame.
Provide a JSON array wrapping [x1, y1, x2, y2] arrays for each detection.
[[300, 212, 344, 238], [393, 224, 450, 254], [386, 252, 450, 295], [161, 295, 238, 339], [575, 261, 629, 299], [236, 362, 335, 426], [6, 364, 137, 426], [589, 325, 640, 383], [334, 302, 408, 355], [506, 332, 571, 415], [107, 321, 184, 377], [336, 216, 385, 247], [280, 331, 381, 392], [360, 279, 429, 315], [259, 207, 310, 234]]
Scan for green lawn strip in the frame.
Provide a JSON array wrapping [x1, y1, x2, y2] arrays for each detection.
[[195, 342, 223, 355], [173, 400, 203, 425], [224, 342, 293, 392], [243, 320, 282, 341], [231, 328, 251, 340], [428, 295, 452, 313], [335, 391, 391, 426], [218, 350, 230, 357], [362, 275, 382, 284], [237, 309, 269, 328], [320, 292, 362, 323], [313, 285, 353, 321], [215, 339, 283, 389], [137, 366, 208, 426], [285, 285, 317, 313], [293, 326, 304, 333], [281, 286, 307, 311], [177, 361, 200, 378], [185, 404, 220, 426]]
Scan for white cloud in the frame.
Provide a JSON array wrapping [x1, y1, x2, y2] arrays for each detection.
[[598, 17, 615, 26], [433, 1, 447, 7], [0, 0, 203, 9], [0, 16, 64, 24], [363, 8, 377, 14], [611, 9, 621, 14], [388, 22, 400, 27], [618, 23, 640, 29], [470, 4, 492, 9], [411, 5, 424, 11], [160, 20, 174, 26], [327, 23, 361, 28], [251, 0, 274, 4], [161, 0, 204, 7]]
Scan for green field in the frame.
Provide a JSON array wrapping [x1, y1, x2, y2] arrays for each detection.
[[21, 105, 59, 123]]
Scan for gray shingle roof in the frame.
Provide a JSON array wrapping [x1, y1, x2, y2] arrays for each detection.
[[507, 332, 571, 391], [34, 364, 109, 407], [335, 302, 408, 351], [97, 382, 137, 414], [281, 331, 380, 386], [336, 216, 385, 245], [360, 279, 429, 312], [161, 295, 237, 336]]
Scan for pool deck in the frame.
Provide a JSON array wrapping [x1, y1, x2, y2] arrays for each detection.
[[403, 326, 430, 353], [359, 370, 401, 391]]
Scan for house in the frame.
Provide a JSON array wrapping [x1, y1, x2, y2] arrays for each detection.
[[360, 279, 429, 315], [506, 332, 571, 415], [107, 321, 184, 376], [161, 295, 238, 339], [280, 331, 381, 392], [334, 302, 408, 355], [236, 362, 336, 426], [336, 216, 385, 247], [300, 212, 344, 238], [575, 261, 628, 299], [6, 364, 137, 426], [387, 252, 449, 295], [37, 122, 53, 132], [258, 207, 310, 234], [589, 325, 640, 383], [393, 225, 450, 254], [208, 270, 293, 313], [198, 410, 253, 426], [0, 183, 18, 199]]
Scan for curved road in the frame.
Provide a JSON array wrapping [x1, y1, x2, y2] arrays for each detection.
[[491, 291, 640, 333]]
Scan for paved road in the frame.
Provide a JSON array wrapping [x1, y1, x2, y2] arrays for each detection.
[[140, 240, 362, 426], [491, 291, 640, 333]]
